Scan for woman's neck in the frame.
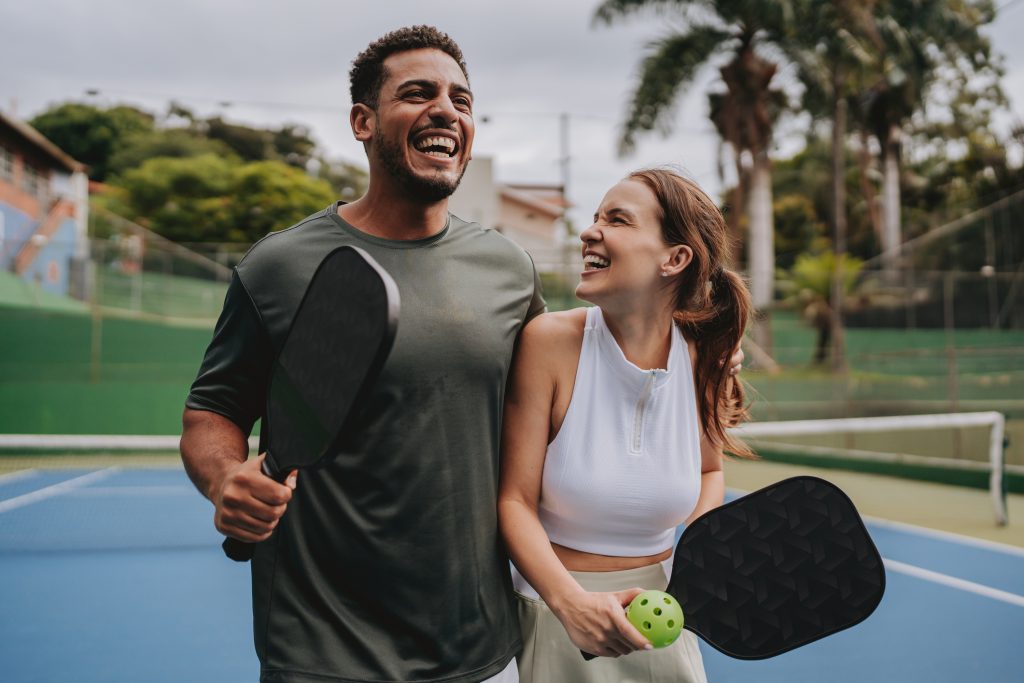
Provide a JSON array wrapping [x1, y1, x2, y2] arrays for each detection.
[[600, 303, 676, 370]]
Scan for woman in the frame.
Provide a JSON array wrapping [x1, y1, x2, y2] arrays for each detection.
[[498, 168, 754, 682]]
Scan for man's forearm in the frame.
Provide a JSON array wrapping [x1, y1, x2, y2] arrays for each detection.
[[180, 407, 250, 501]]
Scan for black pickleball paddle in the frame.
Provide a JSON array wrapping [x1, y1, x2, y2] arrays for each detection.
[[222, 245, 399, 562], [583, 476, 885, 659]]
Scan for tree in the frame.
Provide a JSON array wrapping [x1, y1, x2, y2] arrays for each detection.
[[592, 0, 794, 353], [786, 0, 880, 371], [30, 103, 155, 181], [115, 154, 335, 243], [107, 128, 237, 177], [228, 161, 336, 241], [857, 0, 1000, 278], [788, 251, 864, 365]]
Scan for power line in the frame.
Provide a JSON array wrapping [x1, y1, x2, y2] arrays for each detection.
[[84, 88, 347, 113]]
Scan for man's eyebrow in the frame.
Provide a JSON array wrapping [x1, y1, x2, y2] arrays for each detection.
[[396, 80, 472, 100], [397, 79, 438, 91], [451, 84, 474, 100]]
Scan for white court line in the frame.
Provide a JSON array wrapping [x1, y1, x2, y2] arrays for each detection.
[[866, 516, 1024, 559], [0, 468, 39, 485], [724, 487, 1024, 558], [884, 558, 1024, 608], [0, 468, 119, 513], [67, 486, 195, 496]]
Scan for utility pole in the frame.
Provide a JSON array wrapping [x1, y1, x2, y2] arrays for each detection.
[[559, 112, 572, 238]]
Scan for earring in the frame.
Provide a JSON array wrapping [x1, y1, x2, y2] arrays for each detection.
[[661, 271, 670, 277]]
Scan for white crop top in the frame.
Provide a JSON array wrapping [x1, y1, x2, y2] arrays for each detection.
[[538, 306, 702, 556]]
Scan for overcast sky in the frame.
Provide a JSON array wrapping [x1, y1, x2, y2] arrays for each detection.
[[3, 0, 1022, 230]]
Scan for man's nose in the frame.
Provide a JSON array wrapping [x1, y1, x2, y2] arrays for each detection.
[[427, 96, 459, 127]]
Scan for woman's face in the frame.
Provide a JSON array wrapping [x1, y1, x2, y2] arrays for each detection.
[[575, 179, 688, 307]]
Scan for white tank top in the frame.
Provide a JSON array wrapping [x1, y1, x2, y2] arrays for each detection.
[[541, 306, 702, 555], [511, 307, 702, 599]]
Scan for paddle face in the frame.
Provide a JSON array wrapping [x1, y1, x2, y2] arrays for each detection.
[[262, 245, 399, 476], [222, 245, 399, 561], [668, 476, 885, 659]]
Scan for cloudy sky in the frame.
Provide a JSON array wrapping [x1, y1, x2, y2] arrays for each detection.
[[3, 0, 1022, 230]]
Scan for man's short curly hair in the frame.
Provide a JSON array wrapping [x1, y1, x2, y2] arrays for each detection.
[[350, 26, 469, 110]]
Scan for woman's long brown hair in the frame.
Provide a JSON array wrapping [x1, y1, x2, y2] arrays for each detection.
[[628, 169, 755, 458]]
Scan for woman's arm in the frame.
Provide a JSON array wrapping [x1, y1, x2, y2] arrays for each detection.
[[685, 434, 725, 525], [498, 313, 650, 657]]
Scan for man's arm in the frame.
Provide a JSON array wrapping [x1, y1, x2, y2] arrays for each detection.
[[181, 272, 291, 543], [181, 408, 294, 543]]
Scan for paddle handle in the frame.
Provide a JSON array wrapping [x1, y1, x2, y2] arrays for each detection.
[[221, 457, 277, 562]]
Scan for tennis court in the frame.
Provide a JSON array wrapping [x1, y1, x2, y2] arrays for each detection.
[[1, 456, 1021, 682]]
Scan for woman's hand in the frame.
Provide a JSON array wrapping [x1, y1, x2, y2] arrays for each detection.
[[551, 587, 653, 657]]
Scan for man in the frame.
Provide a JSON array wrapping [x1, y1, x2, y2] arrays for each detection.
[[181, 26, 537, 683], [181, 25, 743, 683]]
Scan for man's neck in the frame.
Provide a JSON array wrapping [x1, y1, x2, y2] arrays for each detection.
[[337, 181, 449, 241]]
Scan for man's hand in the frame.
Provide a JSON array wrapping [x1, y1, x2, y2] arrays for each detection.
[[552, 587, 652, 658], [725, 346, 744, 376], [213, 453, 297, 543]]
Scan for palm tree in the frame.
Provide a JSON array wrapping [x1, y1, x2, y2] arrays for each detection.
[[592, 0, 794, 353], [788, 251, 864, 365], [784, 0, 879, 371], [859, 0, 999, 278]]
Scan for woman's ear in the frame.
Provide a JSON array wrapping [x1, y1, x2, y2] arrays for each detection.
[[662, 244, 693, 277]]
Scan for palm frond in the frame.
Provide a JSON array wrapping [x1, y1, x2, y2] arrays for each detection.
[[618, 28, 732, 155], [592, 0, 711, 26]]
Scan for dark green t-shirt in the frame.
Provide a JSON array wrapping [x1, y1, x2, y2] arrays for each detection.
[[187, 204, 545, 683]]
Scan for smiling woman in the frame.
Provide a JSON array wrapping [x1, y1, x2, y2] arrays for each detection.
[[498, 167, 753, 682]]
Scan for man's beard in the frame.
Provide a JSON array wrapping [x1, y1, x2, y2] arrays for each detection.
[[374, 135, 467, 203]]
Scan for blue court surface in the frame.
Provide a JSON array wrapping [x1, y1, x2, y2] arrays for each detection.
[[1, 467, 1021, 682]]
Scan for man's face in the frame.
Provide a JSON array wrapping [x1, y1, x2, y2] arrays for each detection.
[[365, 48, 475, 203]]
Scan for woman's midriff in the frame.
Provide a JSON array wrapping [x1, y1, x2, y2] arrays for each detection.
[[552, 542, 672, 572]]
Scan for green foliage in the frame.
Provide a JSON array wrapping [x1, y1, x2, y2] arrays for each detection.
[[201, 116, 275, 162], [790, 251, 864, 301], [770, 137, 878, 260], [592, 0, 793, 156], [107, 129, 237, 176], [228, 161, 336, 241], [30, 103, 155, 180], [114, 154, 334, 243], [773, 194, 827, 269]]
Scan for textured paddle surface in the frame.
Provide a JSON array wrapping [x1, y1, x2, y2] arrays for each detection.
[[264, 246, 399, 476], [670, 476, 885, 659], [222, 246, 398, 562]]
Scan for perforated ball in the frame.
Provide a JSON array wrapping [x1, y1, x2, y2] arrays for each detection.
[[626, 590, 684, 648]]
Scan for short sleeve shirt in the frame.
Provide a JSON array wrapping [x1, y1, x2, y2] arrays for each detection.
[[187, 204, 545, 683]]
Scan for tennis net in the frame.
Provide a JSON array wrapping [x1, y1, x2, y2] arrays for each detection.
[[731, 411, 1012, 525]]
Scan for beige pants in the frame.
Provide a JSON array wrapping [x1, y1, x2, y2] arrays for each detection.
[[515, 564, 707, 683]]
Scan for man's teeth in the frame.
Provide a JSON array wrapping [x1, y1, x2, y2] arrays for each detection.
[[584, 255, 610, 269], [415, 136, 456, 157]]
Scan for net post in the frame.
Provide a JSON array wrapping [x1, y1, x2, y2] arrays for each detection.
[[988, 412, 1008, 526]]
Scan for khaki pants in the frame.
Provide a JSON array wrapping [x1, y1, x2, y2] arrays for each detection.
[[515, 564, 707, 683]]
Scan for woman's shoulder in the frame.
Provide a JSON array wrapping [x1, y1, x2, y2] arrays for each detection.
[[522, 307, 588, 343]]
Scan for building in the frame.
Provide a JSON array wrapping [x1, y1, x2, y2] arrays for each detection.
[[449, 157, 569, 258], [0, 111, 89, 299]]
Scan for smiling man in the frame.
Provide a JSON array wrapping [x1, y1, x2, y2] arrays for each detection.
[[180, 26, 543, 683]]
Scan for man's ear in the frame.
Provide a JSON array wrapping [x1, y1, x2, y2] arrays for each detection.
[[662, 244, 693, 276], [351, 103, 375, 142]]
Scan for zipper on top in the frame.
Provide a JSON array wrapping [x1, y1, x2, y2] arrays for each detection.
[[630, 370, 658, 454]]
